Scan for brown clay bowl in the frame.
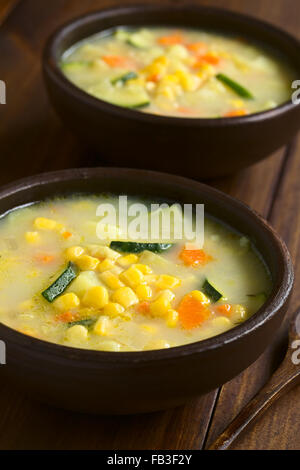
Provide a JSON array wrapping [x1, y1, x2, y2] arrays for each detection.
[[43, 5, 300, 179], [0, 168, 294, 414]]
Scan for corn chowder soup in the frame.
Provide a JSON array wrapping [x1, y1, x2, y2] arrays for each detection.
[[0, 196, 271, 351], [61, 27, 295, 118]]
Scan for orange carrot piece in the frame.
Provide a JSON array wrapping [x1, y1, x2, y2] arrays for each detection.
[[178, 294, 210, 329], [186, 42, 208, 54], [62, 231, 72, 239], [55, 311, 79, 323], [146, 73, 160, 83], [217, 304, 232, 316], [158, 33, 184, 46], [202, 53, 220, 65], [136, 301, 150, 315], [102, 55, 130, 68], [177, 106, 197, 115], [179, 249, 213, 267], [223, 109, 248, 117], [34, 253, 55, 264]]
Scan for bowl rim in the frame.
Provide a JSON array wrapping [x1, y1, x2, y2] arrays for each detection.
[[0, 167, 294, 365], [43, 3, 300, 127]]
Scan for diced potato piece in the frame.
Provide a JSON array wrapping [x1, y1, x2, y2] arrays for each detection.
[[150, 297, 171, 318], [25, 231, 40, 244], [65, 246, 85, 261], [87, 245, 120, 260], [97, 258, 115, 273], [103, 302, 125, 317], [68, 271, 100, 297], [112, 287, 139, 308], [66, 325, 88, 342], [158, 289, 175, 302], [144, 274, 159, 284], [94, 315, 112, 336], [54, 293, 80, 311], [136, 284, 152, 301], [83, 286, 109, 309], [120, 266, 146, 288], [18, 299, 35, 311], [156, 274, 181, 290], [76, 255, 99, 271], [166, 309, 179, 328], [100, 340, 121, 352], [34, 217, 57, 230], [117, 254, 138, 267], [210, 316, 232, 331], [100, 271, 125, 290], [134, 264, 153, 274]]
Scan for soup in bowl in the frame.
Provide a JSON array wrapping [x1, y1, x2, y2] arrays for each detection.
[[0, 195, 271, 351], [0, 168, 293, 413], [61, 26, 296, 118]]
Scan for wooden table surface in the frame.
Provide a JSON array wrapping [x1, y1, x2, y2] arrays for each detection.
[[0, 0, 299, 451]]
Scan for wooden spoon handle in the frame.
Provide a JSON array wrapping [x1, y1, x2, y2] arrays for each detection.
[[208, 352, 300, 449]]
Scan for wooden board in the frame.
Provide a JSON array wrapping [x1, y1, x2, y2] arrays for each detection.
[[0, 0, 299, 450]]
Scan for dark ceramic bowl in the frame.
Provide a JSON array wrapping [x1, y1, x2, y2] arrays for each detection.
[[0, 168, 294, 414], [43, 5, 300, 179]]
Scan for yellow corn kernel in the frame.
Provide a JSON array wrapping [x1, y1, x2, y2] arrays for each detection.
[[230, 99, 245, 109], [100, 340, 121, 352], [150, 297, 171, 318], [158, 289, 175, 302], [197, 63, 215, 79], [120, 266, 146, 288], [112, 287, 139, 308], [175, 69, 199, 91], [66, 325, 88, 342], [135, 284, 152, 301], [87, 245, 120, 260], [25, 231, 40, 244], [190, 290, 210, 306], [94, 315, 112, 336], [134, 264, 152, 274], [34, 217, 57, 230], [76, 255, 99, 271], [117, 254, 139, 267], [97, 258, 115, 273], [103, 302, 125, 318], [82, 286, 109, 309], [166, 309, 179, 328], [156, 274, 181, 290], [54, 293, 80, 311], [100, 271, 125, 290], [65, 246, 85, 261]]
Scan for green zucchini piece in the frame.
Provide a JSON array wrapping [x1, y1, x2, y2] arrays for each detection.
[[67, 318, 97, 329], [114, 29, 131, 42], [110, 241, 173, 254], [42, 262, 78, 303], [216, 73, 254, 100], [127, 31, 153, 49], [88, 83, 150, 109], [61, 61, 92, 73], [111, 71, 138, 85], [202, 279, 223, 303]]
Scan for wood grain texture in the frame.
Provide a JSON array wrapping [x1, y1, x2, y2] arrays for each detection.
[[0, 0, 299, 450]]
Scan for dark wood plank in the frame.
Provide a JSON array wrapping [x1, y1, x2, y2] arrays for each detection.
[[205, 139, 300, 450], [0, 0, 298, 451]]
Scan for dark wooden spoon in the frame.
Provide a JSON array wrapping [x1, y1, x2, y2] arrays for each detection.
[[208, 308, 300, 450]]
